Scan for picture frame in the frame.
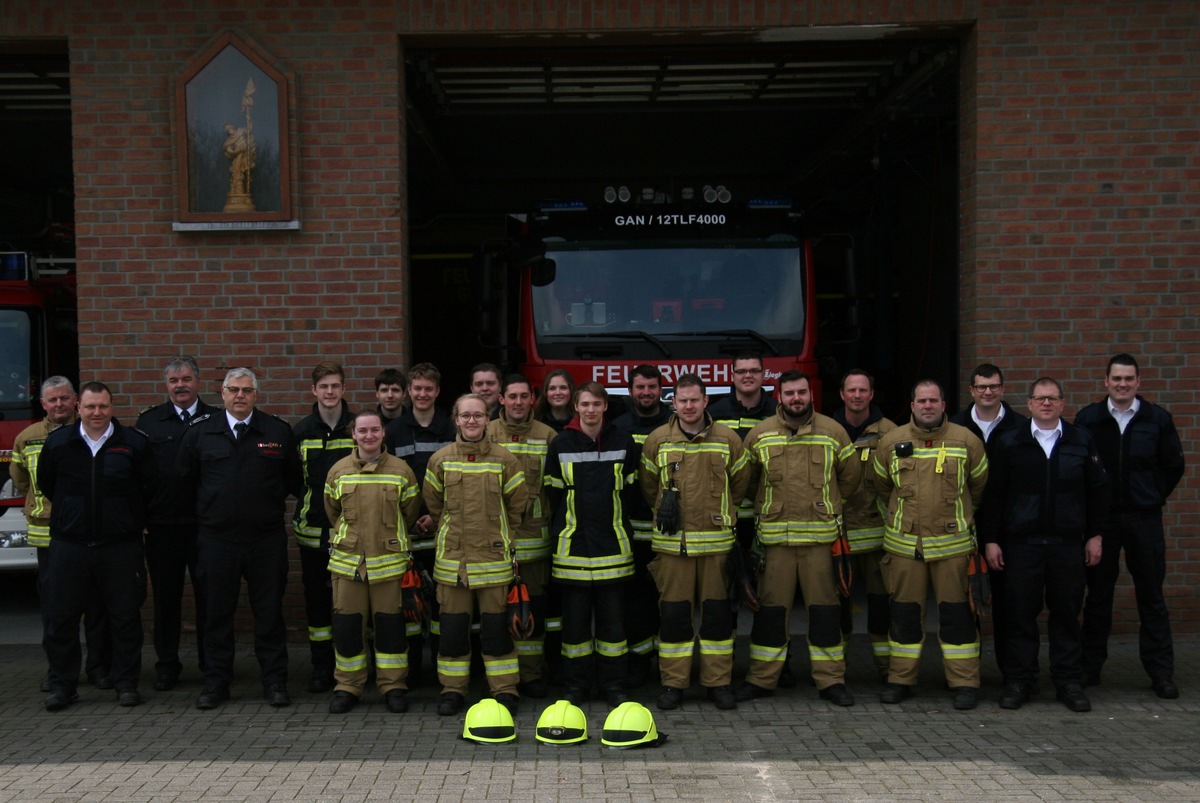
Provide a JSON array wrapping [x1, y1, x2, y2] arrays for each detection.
[[174, 32, 295, 227]]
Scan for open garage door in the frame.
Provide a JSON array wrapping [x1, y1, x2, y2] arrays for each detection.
[[404, 27, 963, 414]]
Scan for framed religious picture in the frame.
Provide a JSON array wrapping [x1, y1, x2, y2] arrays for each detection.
[[174, 32, 296, 229]]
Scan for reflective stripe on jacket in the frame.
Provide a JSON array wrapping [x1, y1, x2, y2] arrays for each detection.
[[423, 437, 527, 588], [639, 415, 751, 556], [324, 451, 422, 583], [744, 408, 856, 546], [873, 417, 988, 561]]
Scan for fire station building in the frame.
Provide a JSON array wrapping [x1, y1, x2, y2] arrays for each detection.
[[1, 1, 1195, 634]]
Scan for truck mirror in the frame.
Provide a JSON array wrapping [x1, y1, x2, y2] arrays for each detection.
[[530, 258, 556, 287]]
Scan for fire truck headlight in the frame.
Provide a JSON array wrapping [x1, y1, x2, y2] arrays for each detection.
[[617, 186, 631, 203], [716, 185, 731, 204], [703, 185, 717, 203], [604, 186, 617, 204]]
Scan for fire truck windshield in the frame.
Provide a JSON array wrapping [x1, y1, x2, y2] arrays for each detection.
[[531, 240, 805, 358], [0, 309, 34, 408]]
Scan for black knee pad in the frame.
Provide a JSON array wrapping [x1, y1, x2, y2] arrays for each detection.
[[750, 605, 788, 647], [332, 612, 363, 656], [372, 611, 408, 654], [938, 601, 977, 645], [438, 612, 471, 656], [866, 593, 891, 635], [890, 601, 923, 644], [480, 612, 514, 656], [659, 600, 693, 643], [839, 596, 854, 636], [529, 594, 547, 638], [699, 599, 732, 641], [808, 604, 843, 648]]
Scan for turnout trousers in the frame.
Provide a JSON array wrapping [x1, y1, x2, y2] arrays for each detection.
[[435, 583, 519, 697], [648, 552, 733, 689], [746, 543, 845, 691], [331, 574, 409, 695], [881, 552, 980, 689]]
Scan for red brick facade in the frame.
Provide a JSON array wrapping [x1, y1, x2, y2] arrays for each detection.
[[2, 1, 1194, 638]]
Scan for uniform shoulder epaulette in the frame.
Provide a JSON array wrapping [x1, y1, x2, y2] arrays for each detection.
[[140, 403, 157, 415], [190, 413, 212, 425], [270, 412, 290, 425]]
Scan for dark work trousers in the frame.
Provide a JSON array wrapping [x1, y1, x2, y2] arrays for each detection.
[[559, 581, 629, 694], [298, 537, 334, 675], [1081, 510, 1173, 681], [623, 541, 660, 662], [1001, 541, 1085, 689], [196, 533, 289, 689], [144, 521, 206, 676], [989, 569, 1011, 676], [43, 538, 145, 693], [38, 545, 111, 681]]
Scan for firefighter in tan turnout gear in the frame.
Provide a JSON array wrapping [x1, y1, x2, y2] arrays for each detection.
[[735, 370, 858, 706], [873, 379, 988, 710], [423, 393, 528, 717], [639, 373, 751, 711], [323, 410, 422, 714], [485, 374, 556, 698]]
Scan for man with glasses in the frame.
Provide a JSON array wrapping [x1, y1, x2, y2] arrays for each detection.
[[178, 368, 302, 710], [1076, 354, 1185, 699], [950, 363, 1028, 675], [980, 378, 1107, 712]]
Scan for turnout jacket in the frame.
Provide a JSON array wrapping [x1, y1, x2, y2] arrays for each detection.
[[423, 436, 528, 589], [38, 420, 153, 545], [486, 413, 557, 563], [744, 407, 857, 546], [10, 416, 74, 547], [137, 399, 218, 526], [544, 419, 640, 585], [293, 402, 355, 548], [324, 451, 422, 584], [639, 413, 751, 557], [979, 420, 1108, 546], [873, 416, 988, 561], [612, 403, 673, 543], [1074, 396, 1184, 514], [830, 405, 895, 552], [385, 407, 456, 553], [177, 409, 302, 542], [708, 391, 779, 439]]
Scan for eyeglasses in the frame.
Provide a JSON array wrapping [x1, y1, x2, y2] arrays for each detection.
[[733, 368, 763, 376], [457, 413, 487, 422], [1030, 395, 1062, 404], [972, 384, 1003, 393], [224, 386, 256, 396]]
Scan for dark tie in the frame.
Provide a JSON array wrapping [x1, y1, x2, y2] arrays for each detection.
[[234, 421, 248, 439], [180, 409, 192, 423]]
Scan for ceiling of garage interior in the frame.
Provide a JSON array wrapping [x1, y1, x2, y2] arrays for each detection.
[[404, 30, 962, 237]]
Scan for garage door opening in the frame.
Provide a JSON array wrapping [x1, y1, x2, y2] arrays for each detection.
[[403, 28, 963, 415]]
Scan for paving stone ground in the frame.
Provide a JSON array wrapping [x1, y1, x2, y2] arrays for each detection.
[[0, 628, 1196, 801]]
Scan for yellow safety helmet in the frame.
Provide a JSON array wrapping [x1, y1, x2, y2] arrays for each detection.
[[535, 700, 588, 745], [600, 701, 667, 749], [462, 698, 516, 744]]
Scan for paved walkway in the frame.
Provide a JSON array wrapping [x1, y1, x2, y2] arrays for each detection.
[[0, 631, 1196, 801]]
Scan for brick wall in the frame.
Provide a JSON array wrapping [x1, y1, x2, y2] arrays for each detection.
[[3, 0, 1194, 646], [963, 0, 1199, 632]]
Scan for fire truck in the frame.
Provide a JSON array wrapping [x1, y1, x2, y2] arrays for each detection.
[[0, 252, 78, 570], [490, 184, 820, 403]]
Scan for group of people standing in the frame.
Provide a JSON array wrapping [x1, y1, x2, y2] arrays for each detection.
[[9, 351, 1183, 718]]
